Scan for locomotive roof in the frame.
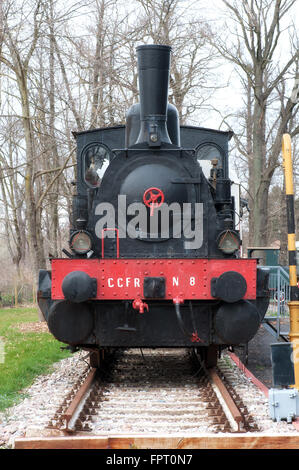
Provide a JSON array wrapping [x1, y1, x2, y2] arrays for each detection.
[[72, 125, 125, 137], [180, 125, 233, 140], [72, 124, 233, 139]]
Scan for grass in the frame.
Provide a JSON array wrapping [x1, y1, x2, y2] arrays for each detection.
[[0, 306, 70, 412]]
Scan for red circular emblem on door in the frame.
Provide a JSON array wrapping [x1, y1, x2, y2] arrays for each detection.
[[143, 187, 165, 216]]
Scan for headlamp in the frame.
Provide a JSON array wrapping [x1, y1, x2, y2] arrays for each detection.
[[217, 230, 240, 254], [70, 231, 92, 255]]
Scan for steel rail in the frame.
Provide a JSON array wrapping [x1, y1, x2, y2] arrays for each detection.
[[208, 368, 244, 432], [62, 367, 97, 430], [47, 349, 256, 435]]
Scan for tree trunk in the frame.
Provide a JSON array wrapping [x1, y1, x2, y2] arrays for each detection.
[[251, 88, 267, 246], [21, 77, 46, 272]]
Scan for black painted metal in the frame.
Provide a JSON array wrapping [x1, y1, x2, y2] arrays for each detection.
[[87, 146, 217, 258], [271, 343, 295, 386], [211, 271, 247, 303], [143, 277, 166, 298], [136, 45, 172, 146], [62, 271, 97, 303], [37, 44, 271, 352], [94, 301, 213, 347], [48, 300, 94, 345], [214, 300, 260, 344], [126, 102, 180, 147]]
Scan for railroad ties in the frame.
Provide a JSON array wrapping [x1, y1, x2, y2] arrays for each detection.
[[14, 348, 299, 449]]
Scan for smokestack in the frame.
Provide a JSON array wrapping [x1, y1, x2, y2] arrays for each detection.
[[136, 44, 172, 146]]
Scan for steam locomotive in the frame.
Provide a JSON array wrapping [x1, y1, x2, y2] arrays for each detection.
[[37, 44, 270, 367]]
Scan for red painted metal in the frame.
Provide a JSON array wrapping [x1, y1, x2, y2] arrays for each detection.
[[191, 332, 202, 343], [132, 297, 149, 314], [101, 228, 119, 258], [173, 295, 185, 305], [143, 187, 164, 216], [51, 258, 257, 301]]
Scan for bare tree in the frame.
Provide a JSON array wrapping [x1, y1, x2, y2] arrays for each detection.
[[0, 119, 25, 278], [211, 0, 299, 247], [0, 0, 47, 272], [135, 0, 218, 123]]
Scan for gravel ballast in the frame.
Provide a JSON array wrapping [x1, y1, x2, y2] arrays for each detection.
[[0, 349, 297, 448]]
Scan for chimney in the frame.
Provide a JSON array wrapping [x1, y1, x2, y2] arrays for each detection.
[[136, 44, 172, 147]]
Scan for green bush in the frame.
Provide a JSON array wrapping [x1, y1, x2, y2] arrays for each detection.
[[0, 293, 14, 307]]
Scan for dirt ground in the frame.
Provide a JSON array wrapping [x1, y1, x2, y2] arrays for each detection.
[[233, 320, 290, 389], [13, 322, 49, 333]]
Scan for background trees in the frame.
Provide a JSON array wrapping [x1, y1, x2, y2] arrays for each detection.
[[210, 0, 299, 253], [0, 0, 298, 302]]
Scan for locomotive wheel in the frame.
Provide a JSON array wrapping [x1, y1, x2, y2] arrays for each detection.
[[205, 345, 218, 368], [196, 345, 218, 368], [89, 349, 101, 368], [89, 348, 115, 368]]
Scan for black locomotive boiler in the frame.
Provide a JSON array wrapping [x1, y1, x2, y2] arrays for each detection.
[[37, 44, 270, 367]]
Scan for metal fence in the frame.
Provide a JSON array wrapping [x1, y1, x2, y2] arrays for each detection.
[[263, 266, 290, 339], [0, 283, 36, 307]]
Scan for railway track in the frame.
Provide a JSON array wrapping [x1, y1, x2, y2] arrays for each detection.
[[46, 348, 259, 435]]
